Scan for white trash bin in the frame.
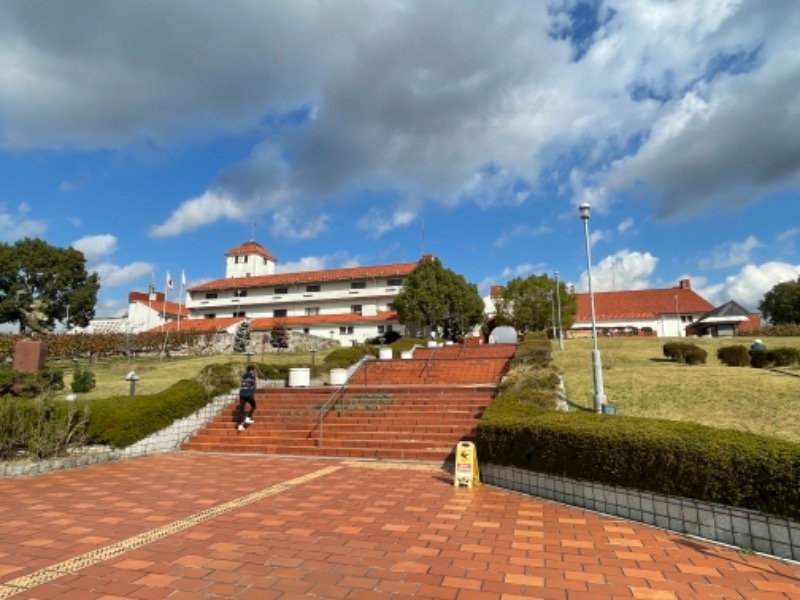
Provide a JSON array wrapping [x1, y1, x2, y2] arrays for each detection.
[[379, 347, 393, 360]]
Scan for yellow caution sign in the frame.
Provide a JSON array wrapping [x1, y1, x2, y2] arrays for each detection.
[[454, 441, 480, 488]]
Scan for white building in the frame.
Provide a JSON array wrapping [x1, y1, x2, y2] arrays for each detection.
[[161, 240, 422, 345]]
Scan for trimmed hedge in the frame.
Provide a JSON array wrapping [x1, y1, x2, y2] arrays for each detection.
[[663, 342, 707, 365], [476, 409, 800, 520], [85, 379, 209, 448], [717, 345, 751, 367]]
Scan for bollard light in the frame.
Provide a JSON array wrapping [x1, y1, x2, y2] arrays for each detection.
[[125, 370, 140, 396]]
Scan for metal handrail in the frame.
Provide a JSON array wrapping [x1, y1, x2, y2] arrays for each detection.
[[315, 356, 374, 447]]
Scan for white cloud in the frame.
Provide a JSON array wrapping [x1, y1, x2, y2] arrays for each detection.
[[477, 263, 538, 295], [275, 252, 359, 274], [150, 191, 246, 237], [94, 261, 154, 288], [698, 235, 761, 269], [357, 208, 417, 238], [694, 261, 800, 310], [72, 234, 117, 262], [0, 205, 46, 241], [271, 209, 328, 240], [493, 224, 552, 248], [617, 218, 634, 234], [577, 250, 658, 292]]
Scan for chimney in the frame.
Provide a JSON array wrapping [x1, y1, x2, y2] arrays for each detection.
[[679, 278, 691, 290], [490, 285, 503, 297]]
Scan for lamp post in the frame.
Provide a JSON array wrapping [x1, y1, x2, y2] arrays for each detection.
[[674, 294, 681, 337], [579, 203, 606, 413], [555, 271, 564, 351]]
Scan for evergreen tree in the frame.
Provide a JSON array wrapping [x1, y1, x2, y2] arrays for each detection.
[[759, 277, 800, 324], [394, 256, 484, 341], [492, 274, 577, 335], [233, 320, 252, 353], [270, 322, 289, 349]]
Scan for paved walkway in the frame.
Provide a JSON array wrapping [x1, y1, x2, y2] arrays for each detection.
[[1, 453, 799, 599]]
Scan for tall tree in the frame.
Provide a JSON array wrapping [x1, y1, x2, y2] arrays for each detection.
[[492, 274, 577, 335], [394, 256, 484, 340], [0, 238, 100, 333], [759, 277, 800, 324]]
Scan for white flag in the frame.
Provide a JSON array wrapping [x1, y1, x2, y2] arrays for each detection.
[[166, 271, 174, 290], [181, 269, 187, 289]]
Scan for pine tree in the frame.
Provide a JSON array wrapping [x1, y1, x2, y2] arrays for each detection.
[[233, 320, 251, 353]]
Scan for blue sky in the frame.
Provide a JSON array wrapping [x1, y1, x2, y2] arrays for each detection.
[[1, 0, 798, 320]]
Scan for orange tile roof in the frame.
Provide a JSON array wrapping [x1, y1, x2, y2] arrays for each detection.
[[189, 261, 419, 292], [130, 292, 188, 318], [575, 287, 714, 321], [224, 240, 278, 262], [150, 316, 243, 334]]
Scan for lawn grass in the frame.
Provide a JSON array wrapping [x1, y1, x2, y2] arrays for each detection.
[[50, 350, 334, 400], [553, 336, 800, 443]]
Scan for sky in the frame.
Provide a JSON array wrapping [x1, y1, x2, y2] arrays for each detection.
[[1, 0, 799, 320]]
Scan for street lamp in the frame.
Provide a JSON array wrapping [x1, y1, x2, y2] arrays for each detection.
[[579, 203, 607, 413], [555, 271, 564, 351], [674, 295, 681, 337]]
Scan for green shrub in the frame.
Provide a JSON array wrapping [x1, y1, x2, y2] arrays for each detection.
[[767, 347, 800, 367], [0, 397, 89, 460], [749, 349, 770, 369], [196, 363, 241, 398], [663, 341, 694, 362], [390, 337, 425, 353], [324, 346, 378, 370], [682, 345, 707, 365], [70, 365, 96, 393], [717, 345, 751, 367], [85, 379, 209, 448]]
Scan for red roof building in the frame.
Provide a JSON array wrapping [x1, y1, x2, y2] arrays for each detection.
[[572, 278, 714, 337]]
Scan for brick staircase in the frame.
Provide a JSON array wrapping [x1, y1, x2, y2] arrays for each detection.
[[181, 343, 516, 462]]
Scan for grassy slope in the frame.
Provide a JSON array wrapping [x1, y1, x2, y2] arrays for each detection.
[[554, 336, 800, 443], [51, 350, 333, 400]]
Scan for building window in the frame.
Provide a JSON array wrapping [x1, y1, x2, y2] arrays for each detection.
[[233, 311, 246, 318], [339, 326, 354, 335], [377, 325, 394, 334], [235, 255, 248, 264], [350, 281, 366, 289], [234, 289, 247, 298], [205, 292, 218, 299], [274, 286, 288, 295], [351, 304, 362, 315], [274, 309, 287, 318], [387, 302, 396, 310], [306, 284, 321, 293], [387, 278, 402, 286], [204, 313, 216, 319], [305, 307, 320, 316], [303, 328, 310, 334]]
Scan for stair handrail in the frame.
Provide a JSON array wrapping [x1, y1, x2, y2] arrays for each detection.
[[422, 343, 440, 382], [315, 355, 375, 447]]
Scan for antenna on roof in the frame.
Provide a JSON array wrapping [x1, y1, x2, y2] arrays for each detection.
[[250, 221, 256, 242], [420, 218, 425, 256]]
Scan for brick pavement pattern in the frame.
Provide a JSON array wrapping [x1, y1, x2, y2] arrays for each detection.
[[1, 453, 799, 599]]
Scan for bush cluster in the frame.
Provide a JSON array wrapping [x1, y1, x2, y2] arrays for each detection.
[[70, 365, 96, 393], [323, 346, 379, 370], [662, 342, 707, 365], [717, 345, 751, 367], [717, 345, 800, 369], [0, 364, 65, 396], [0, 397, 89, 460]]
